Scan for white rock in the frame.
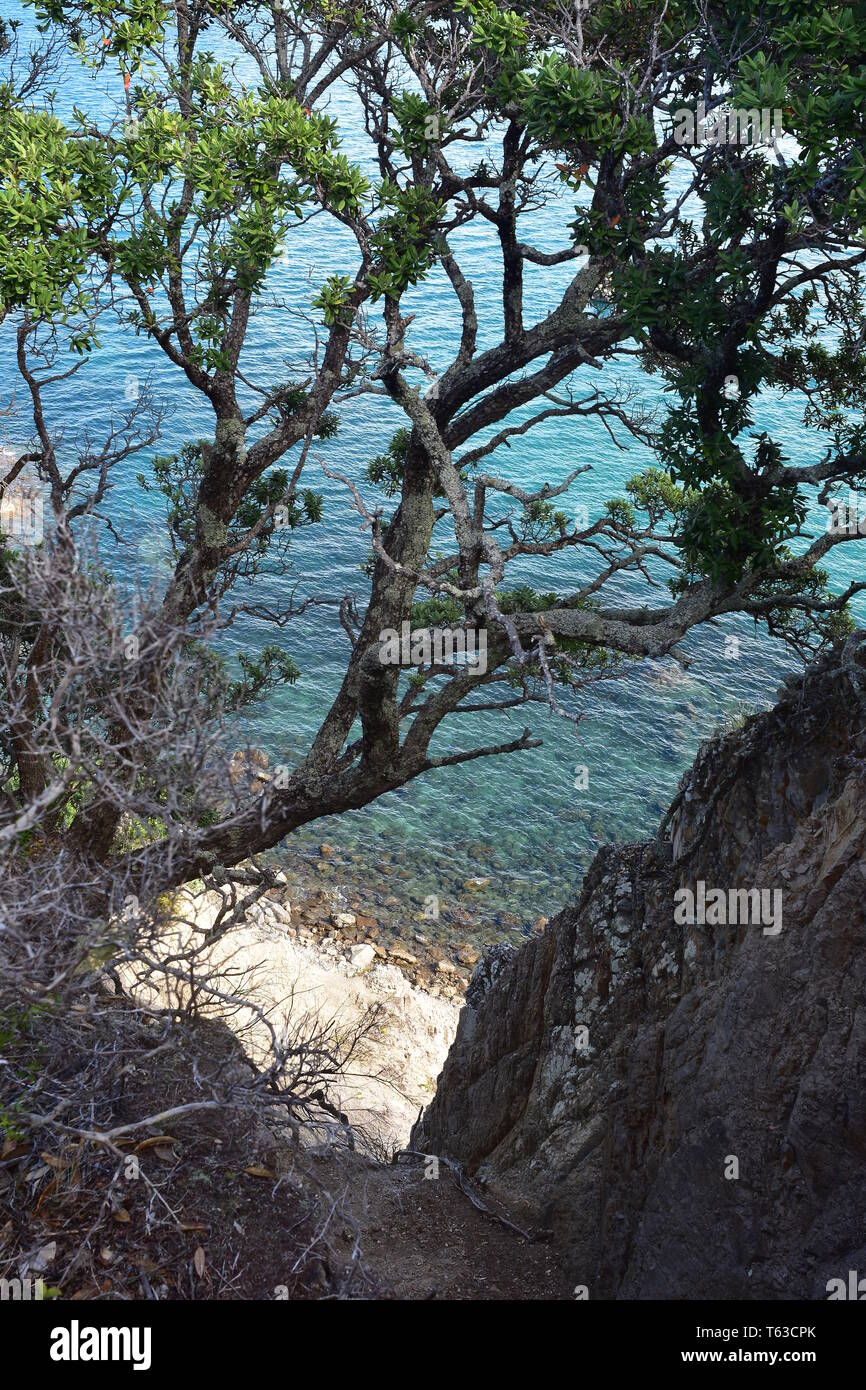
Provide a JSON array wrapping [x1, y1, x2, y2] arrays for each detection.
[[349, 943, 376, 974], [122, 879, 461, 1152]]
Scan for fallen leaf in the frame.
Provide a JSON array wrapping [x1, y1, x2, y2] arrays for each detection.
[[193, 1246, 206, 1278], [29, 1240, 57, 1273], [1, 1138, 29, 1160], [243, 1165, 276, 1179], [112, 1207, 132, 1224], [153, 1147, 176, 1163], [135, 1135, 178, 1152], [179, 1222, 208, 1233], [34, 1177, 59, 1214]]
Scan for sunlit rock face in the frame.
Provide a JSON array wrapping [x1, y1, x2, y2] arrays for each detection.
[[415, 634, 866, 1299]]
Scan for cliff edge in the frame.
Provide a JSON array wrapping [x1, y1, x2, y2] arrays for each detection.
[[413, 633, 866, 1299]]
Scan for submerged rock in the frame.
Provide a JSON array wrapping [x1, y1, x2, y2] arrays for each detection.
[[463, 877, 491, 892]]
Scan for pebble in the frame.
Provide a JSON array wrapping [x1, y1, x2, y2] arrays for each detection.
[[388, 944, 419, 966], [456, 942, 480, 967]]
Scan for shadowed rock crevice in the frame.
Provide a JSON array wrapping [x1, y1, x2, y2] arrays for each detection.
[[414, 635, 866, 1299]]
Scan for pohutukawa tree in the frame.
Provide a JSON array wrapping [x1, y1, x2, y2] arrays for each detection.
[[1, 0, 865, 1143]]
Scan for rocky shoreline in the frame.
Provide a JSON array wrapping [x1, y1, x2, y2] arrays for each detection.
[[256, 842, 548, 1004], [259, 859, 481, 1004]]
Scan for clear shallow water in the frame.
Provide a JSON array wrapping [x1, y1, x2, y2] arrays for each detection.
[[3, 10, 863, 938]]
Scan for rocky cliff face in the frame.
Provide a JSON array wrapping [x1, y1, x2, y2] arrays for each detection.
[[413, 634, 866, 1299]]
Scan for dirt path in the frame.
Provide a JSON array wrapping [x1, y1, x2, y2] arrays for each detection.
[[288, 1150, 572, 1301]]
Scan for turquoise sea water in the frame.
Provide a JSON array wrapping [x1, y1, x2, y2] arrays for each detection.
[[3, 9, 863, 938]]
